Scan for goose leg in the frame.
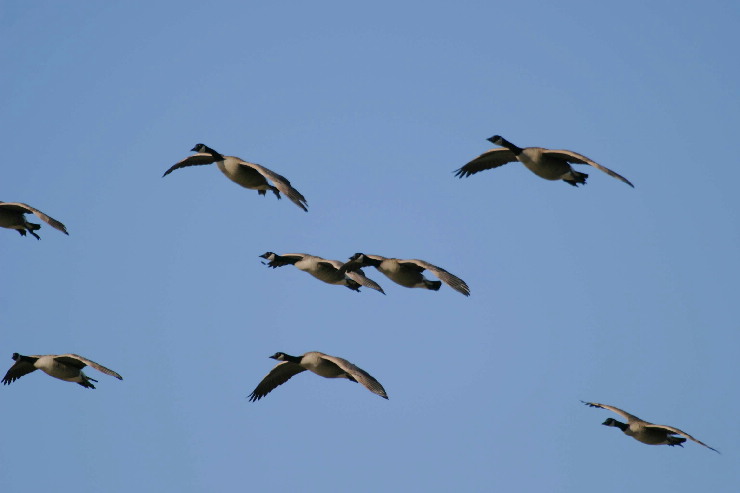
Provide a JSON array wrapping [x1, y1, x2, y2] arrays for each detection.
[[345, 280, 362, 292]]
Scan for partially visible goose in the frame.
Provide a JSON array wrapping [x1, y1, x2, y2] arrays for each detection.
[[249, 351, 388, 401], [163, 144, 308, 211], [0, 202, 68, 239], [339, 253, 470, 296], [582, 401, 719, 453], [259, 252, 385, 294], [2, 353, 123, 389], [455, 135, 633, 187]]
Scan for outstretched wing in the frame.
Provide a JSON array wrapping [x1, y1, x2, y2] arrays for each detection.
[[545, 150, 634, 187], [325, 259, 385, 294], [1, 360, 38, 385], [454, 148, 517, 178], [162, 153, 218, 177], [0, 203, 68, 235], [581, 401, 642, 423], [239, 161, 309, 212], [403, 259, 470, 296], [347, 269, 385, 294], [55, 354, 123, 380], [318, 353, 388, 399], [248, 361, 307, 402], [645, 424, 720, 453]]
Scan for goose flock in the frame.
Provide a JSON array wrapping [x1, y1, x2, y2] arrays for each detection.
[[4, 137, 718, 453]]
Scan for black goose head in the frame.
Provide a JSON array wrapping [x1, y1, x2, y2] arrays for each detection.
[[602, 418, 628, 431], [191, 143, 225, 160]]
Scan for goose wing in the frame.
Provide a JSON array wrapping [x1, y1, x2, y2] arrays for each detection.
[[248, 361, 306, 401], [581, 401, 642, 422], [454, 148, 517, 178], [54, 354, 123, 380], [346, 269, 385, 294], [1, 359, 38, 385], [403, 259, 470, 296], [325, 259, 385, 294], [162, 153, 218, 177], [318, 354, 388, 399], [0, 203, 68, 235], [644, 424, 720, 453], [337, 258, 363, 274], [239, 161, 309, 212], [545, 150, 634, 187]]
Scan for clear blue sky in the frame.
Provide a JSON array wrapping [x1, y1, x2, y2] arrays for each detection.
[[2, 1, 739, 491]]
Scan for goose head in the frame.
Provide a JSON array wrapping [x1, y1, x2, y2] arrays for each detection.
[[270, 352, 288, 361], [260, 252, 276, 261], [190, 143, 224, 160], [487, 135, 504, 146]]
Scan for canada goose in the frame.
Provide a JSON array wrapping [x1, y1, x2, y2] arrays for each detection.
[[581, 401, 718, 453], [163, 144, 308, 211], [2, 353, 123, 389], [0, 202, 68, 239], [249, 351, 388, 401], [259, 252, 385, 294], [455, 135, 633, 187], [339, 253, 470, 296]]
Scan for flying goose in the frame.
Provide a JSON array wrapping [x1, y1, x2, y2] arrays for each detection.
[[259, 252, 385, 294], [163, 144, 309, 211], [339, 253, 470, 296], [0, 202, 68, 239], [581, 401, 719, 453], [249, 351, 388, 401], [2, 353, 123, 389], [454, 135, 633, 187]]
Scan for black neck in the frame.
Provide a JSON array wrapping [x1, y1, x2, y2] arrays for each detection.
[[497, 137, 523, 155], [282, 354, 302, 364], [15, 354, 36, 363], [361, 255, 382, 268], [275, 254, 299, 266], [612, 420, 628, 432], [202, 145, 225, 161]]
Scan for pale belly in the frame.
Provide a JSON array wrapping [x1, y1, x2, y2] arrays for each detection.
[[36, 357, 81, 381], [631, 429, 669, 445], [0, 211, 22, 229], [296, 259, 344, 284], [217, 159, 269, 189], [302, 355, 346, 378], [517, 154, 572, 181], [379, 262, 422, 288]]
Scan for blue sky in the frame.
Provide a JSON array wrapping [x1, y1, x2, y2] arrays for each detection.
[[2, 1, 739, 491]]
